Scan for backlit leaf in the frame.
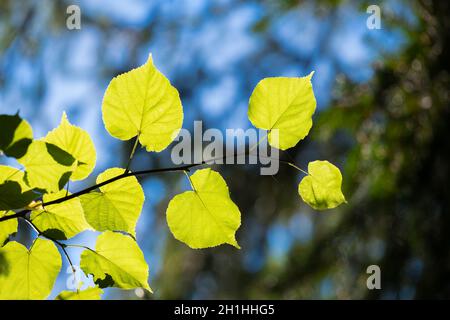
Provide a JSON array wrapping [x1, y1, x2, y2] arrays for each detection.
[[166, 168, 241, 249], [248, 73, 316, 150], [102, 54, 183, 152], [0, 211, 17, 246], [55, 287, 103, 300], [30, 190, 92, 240], [0, 114, 33, 158], [45, 112, 97, 181], [0, 181, 38, 211], [0, 238, 61, 299], [0, 166, 35, 244], [0, 165, 37, 211], [298, 160, 346, 210], [80, 168, 144, 236], [0, 165, 29, 189], [80, 231, 151, 292], [17, 140, 75, 193]]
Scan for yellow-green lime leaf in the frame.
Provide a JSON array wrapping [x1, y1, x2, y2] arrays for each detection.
[[248, 73, 316, 150], [102, 54, 183, 152], [0, 211, 17, 246], [55, 287, 103, 300], [0, 238, 62, 299], [0, 165, 37, 210], [0, 114, 33, 158], [0, 181, 37, 210], [80, 168, 144, 236], [0, 165, 29, 189], [30, 190, 92, 240], [45, 112, 96, 181], [0, 166, 32, 245], [17, 140, 75, 193], [80, 231, 151, 292], [298, 160, 346, 210], [166, 168, 241, 249]]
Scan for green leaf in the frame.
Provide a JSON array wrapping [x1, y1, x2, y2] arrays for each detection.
[[80, 168, 144, 236], [248, 73, 316, 150], [0, 114, 33, 158], [0, 238, 62, 299], [0, 181, 38, 211], [30, 190, 92, 240], [55, 287, 103, 300], [80, 231, 151, 292], [0, 166, 32, 245], [0, 165, 29, 189], [0, 165, 37, 210], [166, 168, 241, 249], [298, 160, 346, 210], [102, 54, 183, 152], [45, 112, 97, 181], [0, 211, 17, 246], [17, 140, 75, 193]]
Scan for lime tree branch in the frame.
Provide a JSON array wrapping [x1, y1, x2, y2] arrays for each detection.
[[22, 216, 76, 273], [0, 162, 205, 223], [0, 152, 308, 223]]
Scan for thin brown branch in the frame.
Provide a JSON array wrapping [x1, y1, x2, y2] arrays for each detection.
[[0, 148, 308, 224]]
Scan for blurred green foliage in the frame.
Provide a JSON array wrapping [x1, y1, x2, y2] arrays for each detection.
[[154, 0, 450, 299]]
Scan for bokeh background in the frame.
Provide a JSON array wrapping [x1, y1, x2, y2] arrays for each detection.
[[0, 0, 449, 299]]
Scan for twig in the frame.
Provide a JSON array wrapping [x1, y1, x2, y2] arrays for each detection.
[[0, 147, 309, 223], [125, 134, 140, 173], [22, 217, 76, 274]]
